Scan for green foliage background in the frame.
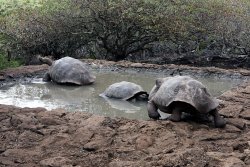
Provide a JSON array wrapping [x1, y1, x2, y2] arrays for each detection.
[[0, 52, 20, 70], [0, 0, 250, 68]]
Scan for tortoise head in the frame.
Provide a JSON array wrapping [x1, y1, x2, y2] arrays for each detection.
[[126, 91, 149, 101], [155, 77, 171, 88], [148, 77, 171, 100], [38, 55, 53, 66], [156, 78, 164, 88]]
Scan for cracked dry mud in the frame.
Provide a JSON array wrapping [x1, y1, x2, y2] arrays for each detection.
[[0, 62, 250, 167]]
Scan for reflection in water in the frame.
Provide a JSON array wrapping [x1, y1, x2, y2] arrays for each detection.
[[101, 97, 140, 113], [0, 70, 245, 120]]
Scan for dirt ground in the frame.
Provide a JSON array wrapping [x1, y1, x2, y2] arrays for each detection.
[[0, 61, 250, 167]]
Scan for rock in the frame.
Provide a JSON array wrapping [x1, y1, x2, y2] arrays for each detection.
[[83, 141, 100, 151], [108, 160, 138, 167], [221, 157, 245, 167], [207, 151, 245, 160], [73, 127, 94, 145], [224, 124, 242, 133], [135, 135, 154, 150], [219, 105, 243, 118], [243, 119, 250, 127], [21, 107, 46, 113], [244, 149, 250, 165], [239, 109, 250, 120], [197, 131, 238, 141], [207, 152, 246, 167], [232, 141, 249, 153], [80, 115, 106, 127], [0, 75, 5, 81], [50, 109, 68, 117], [130, 63, 143, 68], [119, 122, 138, 131], [40, 156, 72, 167], [39, 116, 64, 125], [155, 148, 209, 167], [0, 157, 15, 166], [227, 118, 246, 130]]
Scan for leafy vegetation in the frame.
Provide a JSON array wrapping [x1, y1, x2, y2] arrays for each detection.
[[0, 0, 249, 65], [0, 0, 43, 69], [0, 52, 20, 70]]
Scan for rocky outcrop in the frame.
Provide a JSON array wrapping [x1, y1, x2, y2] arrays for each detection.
[[0, 64, 48, 81]]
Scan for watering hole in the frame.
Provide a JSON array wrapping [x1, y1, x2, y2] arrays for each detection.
[[0, 69, 245, 120]]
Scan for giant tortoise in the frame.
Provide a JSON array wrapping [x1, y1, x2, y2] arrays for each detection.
[[100, 81, 148, 101], [147, 76, 226, 128], [39, 56, 96, 85]]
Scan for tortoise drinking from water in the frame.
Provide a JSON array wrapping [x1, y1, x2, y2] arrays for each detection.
[[100, 81, 148, 101], [147, 76, 226, 128], [39, 56, 96, 85]]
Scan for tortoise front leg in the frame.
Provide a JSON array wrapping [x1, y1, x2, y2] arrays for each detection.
[[168, 106, 182, 122], [210, 109, 226, 128], [43, 72, 51, 82], [147, 101, 160, 119]]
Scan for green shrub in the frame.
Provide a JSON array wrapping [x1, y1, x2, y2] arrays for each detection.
[[0, 0, 42, 16], [0, 52, 20, 70], [0, 0, 250, 61]]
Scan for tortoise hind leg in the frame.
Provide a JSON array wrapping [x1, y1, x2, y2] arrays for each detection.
[[210, 109, 226, 128], [147, 101, 160, 119]]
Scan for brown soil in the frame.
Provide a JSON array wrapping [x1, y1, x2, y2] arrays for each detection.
[[0, 62, 250, 167]]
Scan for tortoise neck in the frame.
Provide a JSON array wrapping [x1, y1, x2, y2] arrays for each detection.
[[39, 56, 53, 66]]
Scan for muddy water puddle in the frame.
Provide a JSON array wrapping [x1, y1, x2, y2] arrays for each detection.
[[0, 70, 244, 120]]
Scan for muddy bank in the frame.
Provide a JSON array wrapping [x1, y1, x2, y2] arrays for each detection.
[[0, 65, 49, 87], [135, 53, 250, 69], [1, 59, 250, 83], [83, 59, 250, 80], [0, 61, 250, 167]]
